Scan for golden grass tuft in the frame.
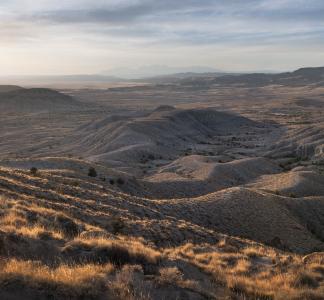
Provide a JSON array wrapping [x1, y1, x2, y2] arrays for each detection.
[[0, 259, 114, 298], [157, 267, 183, 286], [170, 242, 324, 299], [63, 236, 161, 267]]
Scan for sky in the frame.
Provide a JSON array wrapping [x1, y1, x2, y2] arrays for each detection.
[[0, 0, 324, 76]]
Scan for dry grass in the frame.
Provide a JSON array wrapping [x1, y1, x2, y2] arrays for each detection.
[[0, 201, 65, 240], [0, 259, 114, 298], [0, 191, 162, 298], [243, 246, 267, 258], [5, 224, 64, 240], [109, 265, 152, 300], [170, 242, 324, 299], [157, 267, 184, 285], [63, 236, 161, 266], [0, 167, 323, 299]]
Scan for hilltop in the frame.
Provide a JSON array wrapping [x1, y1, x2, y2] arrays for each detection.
[[0, 87, 83, 113]]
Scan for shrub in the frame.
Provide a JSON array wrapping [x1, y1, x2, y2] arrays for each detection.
[[117, 178, 125, 185], [111, 216, 125, 234], [88, 167, 97, 177], [30, 167, 38, 176], [148, 154, 155, 160]]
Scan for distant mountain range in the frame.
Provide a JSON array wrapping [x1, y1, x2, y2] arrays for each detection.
[[0, 66, 323, 88], [0, 75, 124, 88], [101, 65, 224, 79], [176, 67, 324, 88]]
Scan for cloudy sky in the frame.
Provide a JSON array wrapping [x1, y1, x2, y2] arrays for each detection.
[[0, 0, 323, 76]]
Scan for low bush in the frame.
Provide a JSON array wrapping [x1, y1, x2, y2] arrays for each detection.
[[117, 178, 125, 185], [30, 167, 38, 176], [88, 167, 97, 177]]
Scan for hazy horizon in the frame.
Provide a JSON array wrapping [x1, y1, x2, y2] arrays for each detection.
[[0, 64, 322, 77], [1, 0, 324, 76], [0, 64, 283, 79]]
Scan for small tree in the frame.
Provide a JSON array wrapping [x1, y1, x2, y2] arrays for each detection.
[[117, 177, 125, 185], [30, 167, 38, 176], [88, 167, 97, 177]]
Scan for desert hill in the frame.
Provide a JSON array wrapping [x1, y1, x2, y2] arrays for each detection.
[[266, 122, 324, 161], [60, 107, 270, 168], [0, 85, 24, 93], [0, 157, 323, 299], [141, 156, 281, 198], [1, 157, 323, 254], [0, 87, 83, 113], [176, 66, 324, 88], [249, 168, 324, 197]]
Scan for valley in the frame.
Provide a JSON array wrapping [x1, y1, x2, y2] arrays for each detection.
[[0, 69, 324, 299]]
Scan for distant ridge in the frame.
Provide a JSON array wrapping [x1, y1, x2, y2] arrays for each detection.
[[174, 66, 324, 88], [0, 87, 83, 113], [0, 75, 125, 88], [293, 66, 324, 78], [1, 66, 324, 88], [101, 65, 223, 79], [0, 85, 24, 93]]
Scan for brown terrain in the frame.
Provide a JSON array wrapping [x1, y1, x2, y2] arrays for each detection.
[[0, 68, 324, 299]]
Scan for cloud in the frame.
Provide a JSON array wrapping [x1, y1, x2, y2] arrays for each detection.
[[10, 0, 322, 45], [0, 0, 323, 74], [16, 0, 323, 25]]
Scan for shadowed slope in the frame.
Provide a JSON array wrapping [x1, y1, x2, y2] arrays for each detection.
[[62, 108, 267, 165]]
